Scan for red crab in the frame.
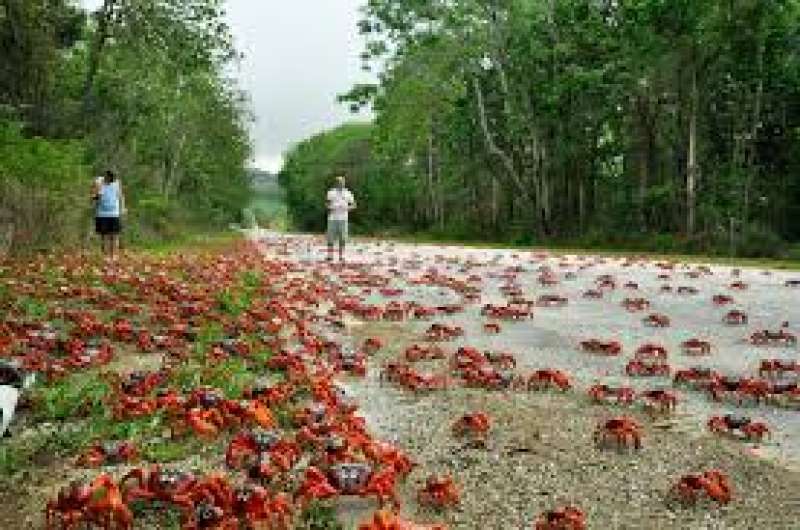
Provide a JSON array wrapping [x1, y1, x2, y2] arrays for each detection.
[[640, 389, 678, 414], [707, 377, 770, 405], [122, 466, 198, 514], [533, 506, 586, 530], [594, 416, 642, 450], [112, 394, 158, 420], [184, 407, 227, 437], [331, 349, 367, 377], [588, 384, 636, 405], [580, 339, 621, 356], [363, 337, 384, 355], [671, 470, 732, 505], [424, 323, 464, 342], [729, 281, 748, 290], [749, 329, 797, 347], [413, 306, 437, 320], [596, 275, 616, 290], [404, 344, 446, 362], [642, 313, 670, 327], [363, 441, 416, 477], [46, 474, 133, 530], [380, 362, 414, 386], [232, 485, 293, 530], [77, 441, 138, 467], [403, 370, 450, 392], [708, 415, 769, 441], [483, 322, 502, 334], [634, 343, 668, 360], [582, 289, 603, 299], [526, 369, 572, 391], [626, 359, 671, 377], [758, 359, 800, 379], [225, 429, 281, 469], [723, 310, 748, 326], [681, 339, 712, 356], [712, 294, 734, 306], [621, 297, 650, 312], [673, 367, 720, 388], [537, 294, 568, 307], [295, 465, 400, 509], [483, 350, 516, 369], [417, 475, 459, 509], [452, 412, 491, 442], [768, 382, 800, 407]]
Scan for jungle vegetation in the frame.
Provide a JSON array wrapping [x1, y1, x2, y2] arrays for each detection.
[[281, 0, 800, 258], [0, 0, 252, 254]]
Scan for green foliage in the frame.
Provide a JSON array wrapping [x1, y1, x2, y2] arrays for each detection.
[[16, 296, 48, 320], [296, 501, 344, 530], [279, 0, 800, 257], [201, 357, 258, 398], [0, 121, 88, 252], [32, 372, 113, 421], [216, 288, 251, 317], [0, 0, 252, 255], [736, 224, 785, 259], [140, 436, 207, 463], [0, 423, 94, 475]]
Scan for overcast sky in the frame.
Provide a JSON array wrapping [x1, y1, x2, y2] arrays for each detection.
[[80, 0, 374, 173]]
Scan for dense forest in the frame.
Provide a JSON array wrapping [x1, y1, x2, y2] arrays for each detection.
[[281, 0, 800, 258], [0, 0, 252, 254]]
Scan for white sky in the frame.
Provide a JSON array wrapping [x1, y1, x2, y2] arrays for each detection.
[[79, 0, 375, 173]]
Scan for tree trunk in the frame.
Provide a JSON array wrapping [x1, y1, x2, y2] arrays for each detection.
[[473, 77, 527, 198], [427, 133, 435, 224], [686, 63, 698, 236], [82, 0, 118, 115]]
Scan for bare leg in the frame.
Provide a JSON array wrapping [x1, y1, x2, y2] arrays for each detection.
[[339, 243, 345, 262], [326, 245, 334, 262], [110, 235, 119, 261]]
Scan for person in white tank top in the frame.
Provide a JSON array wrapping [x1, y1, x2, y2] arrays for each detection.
[[326, 176, 356, 262]]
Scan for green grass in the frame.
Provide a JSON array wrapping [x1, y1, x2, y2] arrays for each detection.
[[0, 424, 95, 474], [297, 501, 344, 530], [368, 233, 800, 271], [32, 372, 114, 422], [135, 230, 242, 255], [16, 296, 49, 320]]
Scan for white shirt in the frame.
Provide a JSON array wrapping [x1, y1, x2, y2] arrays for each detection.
[[327, 188, 355, 221]]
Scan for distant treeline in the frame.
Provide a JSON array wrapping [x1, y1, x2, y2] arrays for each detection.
[[281, 1, 800, 258], [0, 0, 252, 254]]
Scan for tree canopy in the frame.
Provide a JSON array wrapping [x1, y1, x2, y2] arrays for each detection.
[[0, 0, 252, 253], [282, 0, 800, 257]]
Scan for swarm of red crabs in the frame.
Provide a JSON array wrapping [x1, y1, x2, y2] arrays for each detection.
[[4, 234, 796, 530]]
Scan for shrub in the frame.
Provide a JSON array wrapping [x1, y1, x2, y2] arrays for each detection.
[[736, 223, 785, 258], [0, 121, 87, 255]]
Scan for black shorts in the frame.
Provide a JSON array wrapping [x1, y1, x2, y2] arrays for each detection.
[[95, 217, 121, 235]]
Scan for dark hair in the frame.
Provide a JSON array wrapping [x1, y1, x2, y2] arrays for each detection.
[[104, 170, 116, 184]]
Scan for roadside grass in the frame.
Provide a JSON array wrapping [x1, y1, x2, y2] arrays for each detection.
[[297, 501, 344, 530], [135, 230, 242, 256], [31, 372, 113, 422], [0, 243, 287, 517], [363, 233, 800, 271]]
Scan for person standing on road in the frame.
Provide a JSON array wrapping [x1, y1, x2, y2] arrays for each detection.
[[326, 175, 356, 262], [93, 170, 126, 260]]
